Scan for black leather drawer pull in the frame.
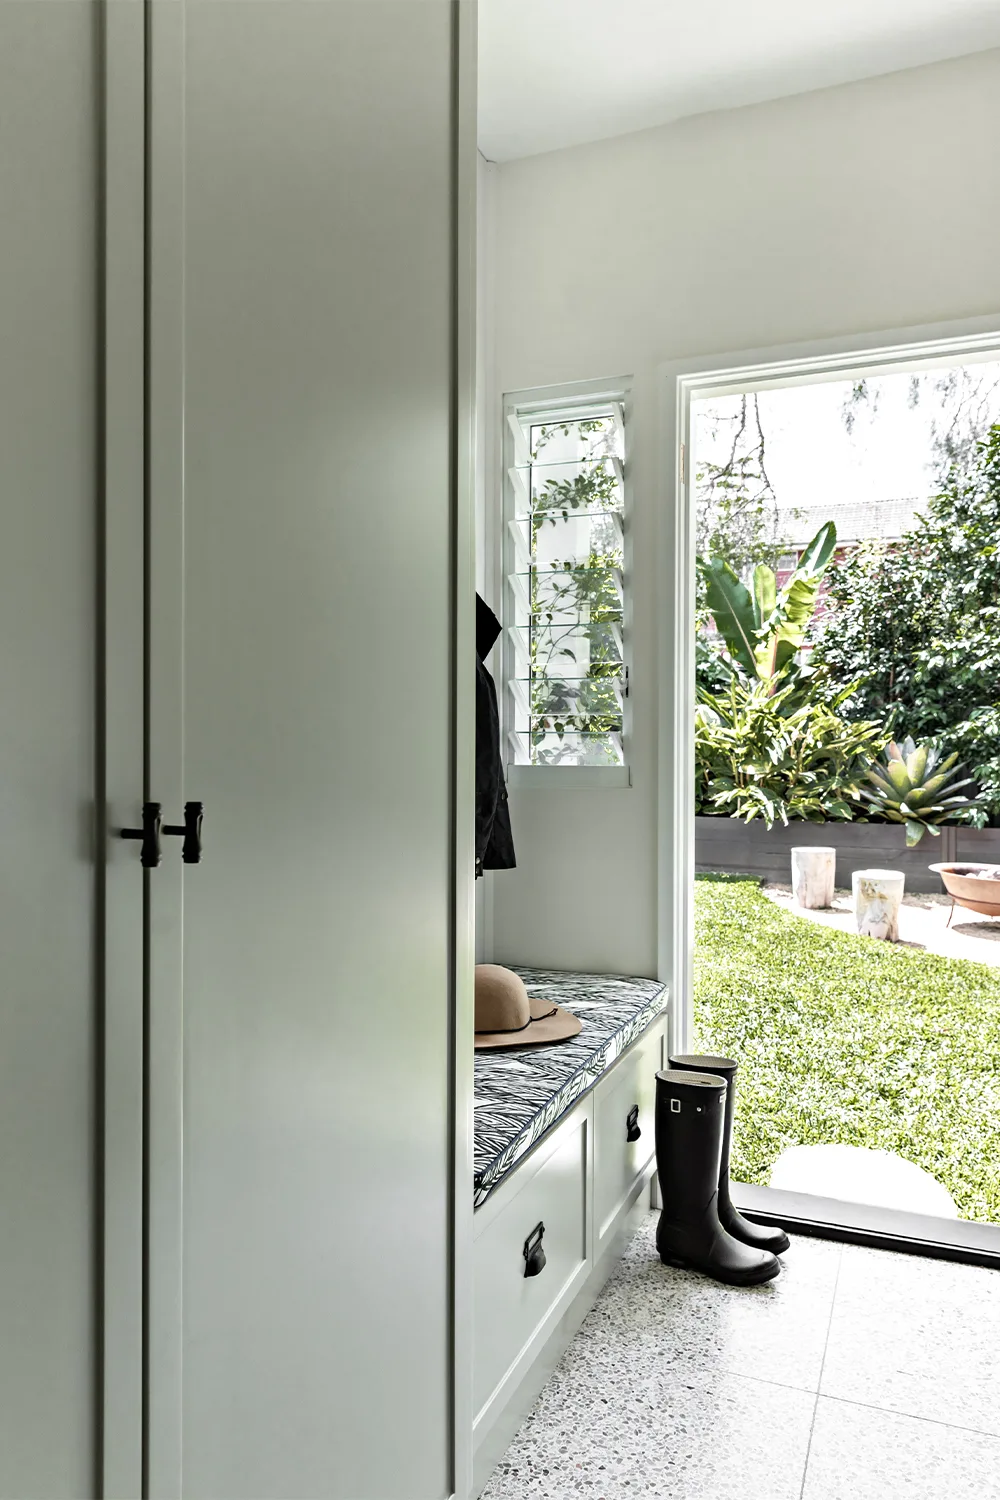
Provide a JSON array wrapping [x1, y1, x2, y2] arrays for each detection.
[[522, 1222, 546, 1278], [626, 1104, 641, 1142]]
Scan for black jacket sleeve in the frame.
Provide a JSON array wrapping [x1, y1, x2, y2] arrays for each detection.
[[475, 595, 516, 877]]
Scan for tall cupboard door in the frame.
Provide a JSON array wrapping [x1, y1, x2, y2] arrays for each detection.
[[0, 4, 102, 1496], [137, 3, 476, 1497]]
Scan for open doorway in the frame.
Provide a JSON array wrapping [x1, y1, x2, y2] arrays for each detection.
[[663, 321, 1000, 1263]]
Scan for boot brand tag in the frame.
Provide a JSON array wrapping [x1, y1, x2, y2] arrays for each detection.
[[670, 1099, 681, 1113], [719, 1093, 725, 1103]]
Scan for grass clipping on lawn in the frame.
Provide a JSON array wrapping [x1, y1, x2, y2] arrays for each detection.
[[694, 875, 1000, 1223]]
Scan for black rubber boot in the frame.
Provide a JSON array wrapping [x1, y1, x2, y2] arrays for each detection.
[[655, 1070, 780, 1287], [669, 1053, 791, 1256]]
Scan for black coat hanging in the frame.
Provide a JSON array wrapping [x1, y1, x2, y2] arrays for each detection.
[[475, 594, 515, 877]]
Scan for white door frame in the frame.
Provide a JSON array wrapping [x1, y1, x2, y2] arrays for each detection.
[[657, 312, 1000, 1056]]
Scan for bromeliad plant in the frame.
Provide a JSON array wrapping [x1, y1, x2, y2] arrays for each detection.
[[695, 675, 888, 827], [697, 521, 837, 690], [858, 737, 983, 847]]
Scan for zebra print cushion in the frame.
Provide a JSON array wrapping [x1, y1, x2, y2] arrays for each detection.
[[474, 968, 667, 1208]]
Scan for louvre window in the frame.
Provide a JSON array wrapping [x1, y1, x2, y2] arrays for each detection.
[[504, 395, 628, 768]]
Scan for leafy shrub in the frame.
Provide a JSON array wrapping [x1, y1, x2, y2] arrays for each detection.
[[810, 424, 1000, 824], [695, 633, 733, 697], [941, 703, 1000, 828], [695, 675, 887, 826]]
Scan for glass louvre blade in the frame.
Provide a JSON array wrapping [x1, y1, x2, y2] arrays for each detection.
[[524, 672, 623, 724], [513, 410, 623, 468], [523, 450, 623, 472], [527, 600, 624, 627], [529, 510, 623, 570], [508, 621, 623, 677], [526, 731, 624, 768], [519, 566, 623, 618], [530, 457, 622, 515]]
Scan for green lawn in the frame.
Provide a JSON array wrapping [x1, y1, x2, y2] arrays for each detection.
[[693, 875, 1000, 1223]]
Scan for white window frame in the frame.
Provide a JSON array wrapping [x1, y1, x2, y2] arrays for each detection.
[[659, 313, 1000, 1056], [500, 376, 634, 788]]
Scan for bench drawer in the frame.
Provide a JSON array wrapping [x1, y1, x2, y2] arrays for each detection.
[[593, 1023, 662, 1248], [472, 1107, 588, 1426]]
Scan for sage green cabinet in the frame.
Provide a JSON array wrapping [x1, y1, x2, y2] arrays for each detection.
[[473, 1109, 589, 1427], [593, 1025, 663, 1250], [1, 3, 476, 1497], [0, 5, 101, 1496]]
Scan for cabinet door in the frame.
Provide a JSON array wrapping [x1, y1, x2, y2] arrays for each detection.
[[593, 1023, 663, 1251], [0, 5, 102, 1496], [141, 4, 475, 1496]]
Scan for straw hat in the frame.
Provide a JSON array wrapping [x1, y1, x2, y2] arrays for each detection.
[[474, 964, 582, 1050]]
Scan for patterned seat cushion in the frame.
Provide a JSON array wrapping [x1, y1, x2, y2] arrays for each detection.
[[474, 968, 668, 1208]]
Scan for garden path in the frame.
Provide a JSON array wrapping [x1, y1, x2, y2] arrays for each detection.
[[765, 884, 1000, 969]]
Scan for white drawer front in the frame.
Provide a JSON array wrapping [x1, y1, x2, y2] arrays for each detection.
[[593, 1023, 662, 1247], [473, 1109, 588, 1424]]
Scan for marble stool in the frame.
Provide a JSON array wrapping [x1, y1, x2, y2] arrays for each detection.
[[853, 868, 905, 941], [791, 846, 836, 908]]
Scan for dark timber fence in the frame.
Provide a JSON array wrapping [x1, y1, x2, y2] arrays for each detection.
[[695, 817, 1000, 895]]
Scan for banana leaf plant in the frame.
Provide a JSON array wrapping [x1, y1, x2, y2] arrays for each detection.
[[858, 737, 983, 846], [697, 521, 837, 690]]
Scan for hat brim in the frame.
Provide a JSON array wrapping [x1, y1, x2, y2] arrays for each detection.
[[474, 996, 582, 1050]]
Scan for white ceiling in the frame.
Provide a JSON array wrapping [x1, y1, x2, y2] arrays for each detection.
[[478, 0, 1000, 161]]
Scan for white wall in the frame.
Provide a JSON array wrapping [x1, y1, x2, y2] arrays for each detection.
[[483, 47, 1000, 978]]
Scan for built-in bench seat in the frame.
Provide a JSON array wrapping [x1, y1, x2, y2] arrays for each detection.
[[474, 967, 668, 1206], [472, 967, 669, 1496]]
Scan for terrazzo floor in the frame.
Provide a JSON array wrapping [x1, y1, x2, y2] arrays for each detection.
[[479, 1212, 1000, 1499]]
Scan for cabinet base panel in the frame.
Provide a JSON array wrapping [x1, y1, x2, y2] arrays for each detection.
[[472, 1177, 655, 1498]]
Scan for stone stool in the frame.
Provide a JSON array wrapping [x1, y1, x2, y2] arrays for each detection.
[[853, 868, 905, 941], [791, 846, 836, 909]]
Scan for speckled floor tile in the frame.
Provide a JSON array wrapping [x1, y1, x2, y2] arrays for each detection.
[[801, 1397, 1000, 1500], [561, 1212, 841, 1394], [480, 1363, 815, 1499], [820, 1243, 1000, 1433], [478, 1217, 1000, 1499]]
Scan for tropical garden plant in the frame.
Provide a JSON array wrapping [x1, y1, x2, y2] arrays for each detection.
[[858, 737, 983, 847], [695, 675, 887, 827], [697, 520, 837, 689]]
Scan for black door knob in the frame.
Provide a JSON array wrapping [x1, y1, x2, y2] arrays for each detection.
[[120, 802, 162, 867], [122, 800, 203, 866], [626, 1104, 641, 1142], [162, 801, 204, 864]]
